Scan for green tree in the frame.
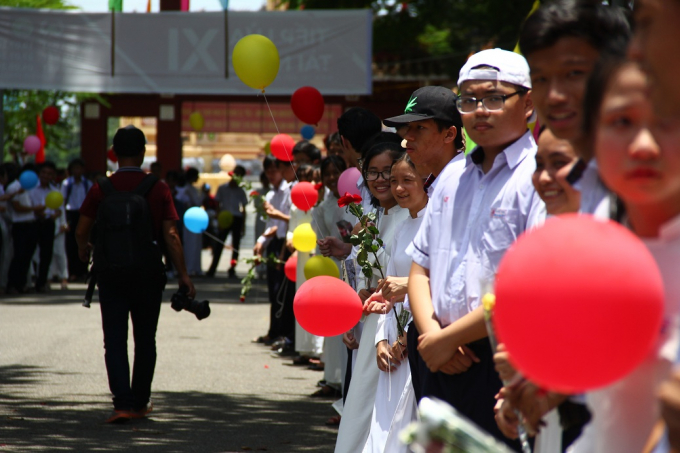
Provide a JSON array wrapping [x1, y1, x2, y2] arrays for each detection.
[[0, 0, 101, 166], [281, 0, 537, 78]]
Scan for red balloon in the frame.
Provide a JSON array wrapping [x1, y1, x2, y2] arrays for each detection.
[[494, 214, 664, 393], [270, 134, 295, 162], [291, 181, 319, 212], [43, 105, 59, 124], [107, 148, 118, 163], [42, 106, 59, 125], [294, 276, 362, 337], [291, 86, 324, 125], [284, 253, 297, 282]]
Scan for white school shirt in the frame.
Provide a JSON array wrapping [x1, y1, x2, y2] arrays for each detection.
[[61, 177, 91, 211], [260, 180, 291, 243], [406, 130, 546, 327], [576, 159, 610, 219], [571, 214, 680, 453], [7, 179, 35, 223], [30, 183, 60, 218]]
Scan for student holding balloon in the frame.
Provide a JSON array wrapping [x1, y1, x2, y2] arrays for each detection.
[[6, 164, 45, 294], [29, 161, 62, 293]]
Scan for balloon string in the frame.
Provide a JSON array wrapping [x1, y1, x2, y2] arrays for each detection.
[[262, 92, 326, 238], [202, 230, 233, 250]]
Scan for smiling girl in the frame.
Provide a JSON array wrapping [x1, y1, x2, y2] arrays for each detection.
[[532, 127, 581, 215]]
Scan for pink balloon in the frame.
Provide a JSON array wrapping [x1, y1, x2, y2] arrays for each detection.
[[294, 276, 363, 337], [23, 135, 41, 155], [337, 167, 361, 197]]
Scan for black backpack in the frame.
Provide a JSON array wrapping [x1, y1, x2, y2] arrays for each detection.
[[92, 174, 164, 278]]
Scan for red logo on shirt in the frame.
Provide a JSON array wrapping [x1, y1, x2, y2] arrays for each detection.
[[443, 196, 449, 202]]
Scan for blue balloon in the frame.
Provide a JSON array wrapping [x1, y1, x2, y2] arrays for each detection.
[[184, 207, 209, 234], [300, 125, 315, 140], [19, 170, 39, 190]]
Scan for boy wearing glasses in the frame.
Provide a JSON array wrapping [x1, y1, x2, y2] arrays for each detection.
[[406, 48, 545, 446]]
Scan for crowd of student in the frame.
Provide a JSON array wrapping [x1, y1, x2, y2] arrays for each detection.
[[251, 0, 680, 452], [0, 159, 223, 295]]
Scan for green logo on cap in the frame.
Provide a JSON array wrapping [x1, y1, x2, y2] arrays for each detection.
[[404, 96, 417, 113]]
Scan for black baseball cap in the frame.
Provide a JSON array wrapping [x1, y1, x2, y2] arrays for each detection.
[[113, 125, 146, 157], [383, 86, 460, 127]]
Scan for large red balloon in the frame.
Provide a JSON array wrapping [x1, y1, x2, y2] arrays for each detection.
[[291, 181, 319, 212], [494, 214, 664, 393], [42, 106, 59, 125], [291, 86, 324, 125], [270, 134, 295, 162], [284, 253, 297, 282], [294, 276, 363, 337]]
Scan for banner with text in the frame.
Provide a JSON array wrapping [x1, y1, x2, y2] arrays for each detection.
[[0, 8, 372, 95]]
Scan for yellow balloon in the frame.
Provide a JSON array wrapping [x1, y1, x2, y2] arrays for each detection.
[[292, 223, 317, 253], [232, 34, 280, 90], [45, 190, 64, 209], [304, 255, 339, 280], [218, 211, 234, 229], [189, 112, 204, 131]]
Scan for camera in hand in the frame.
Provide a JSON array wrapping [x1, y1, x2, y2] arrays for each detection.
[[171, 286, 210, 320]]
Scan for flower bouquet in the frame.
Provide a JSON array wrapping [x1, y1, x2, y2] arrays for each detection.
[[400, 397, 515, 453], [338, 192, 406, 336]]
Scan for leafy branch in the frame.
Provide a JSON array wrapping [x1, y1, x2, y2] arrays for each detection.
[[239, 254, 282, 302]]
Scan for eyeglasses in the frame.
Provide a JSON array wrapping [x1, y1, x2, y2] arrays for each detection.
[[364, 170, 391, 181], [456, 90, 527, 114]]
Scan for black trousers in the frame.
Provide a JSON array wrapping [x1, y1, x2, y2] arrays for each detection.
[[66, 210, 88, 279], [407, 322, 522, 452], [35, 219, 56, 289], [98, 272, 166, 411], [266, 237, 286, 339], [207, 216, 243, 275], [7, 221, 38, 292]]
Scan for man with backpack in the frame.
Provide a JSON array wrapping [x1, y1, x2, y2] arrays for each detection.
[[76, 125, 195, 424]]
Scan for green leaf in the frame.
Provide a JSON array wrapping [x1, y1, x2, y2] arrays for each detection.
[[362, 266, 373, 279], [366, 212, 377, 222], [349, 235, 361, 246], [357, 248, 368, 265], [371, 244, 379, 253], [376, 238, 383, 246], [368, 226, 380, 235]]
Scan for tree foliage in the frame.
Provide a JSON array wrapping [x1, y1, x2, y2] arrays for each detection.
[[280, 0, 537, 78], [0, 0, 97, 166]]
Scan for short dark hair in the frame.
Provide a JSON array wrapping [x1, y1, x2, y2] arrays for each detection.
[[233, 165, 246, 177], [519, 0, 631, 58], [292, 140, 321, 163], [360, 131, 403, 159], [337, 107, 382, 152], [67, 158, 85, 174], [38, 161, 56, 172], [263, 155, 276, 171], [433, 119, 465, 152], [113, 125, 146, 157], [185, 167, 199, 182], [320, 155, 347, 180]]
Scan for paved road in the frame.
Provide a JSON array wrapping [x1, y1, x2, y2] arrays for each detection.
[[0, 237, 339, 452]]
